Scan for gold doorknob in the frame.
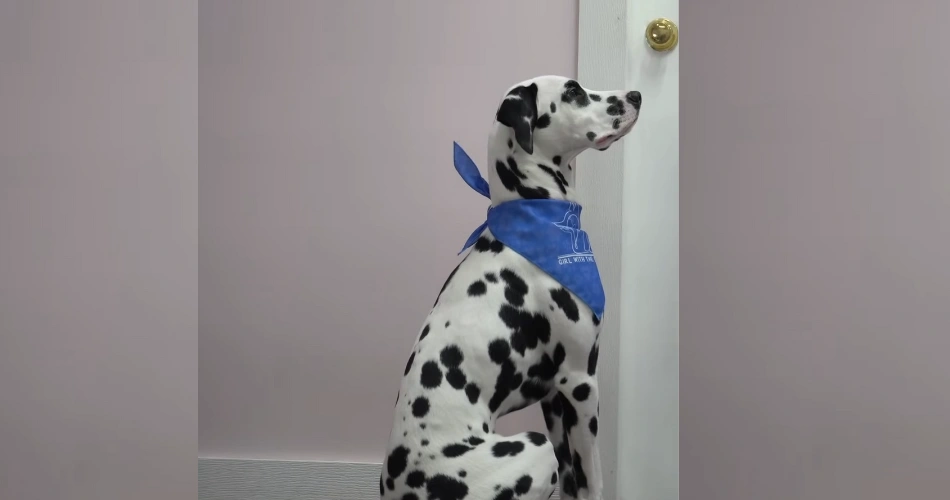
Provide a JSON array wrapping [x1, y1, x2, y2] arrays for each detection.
[[645, 18, 678, 52]]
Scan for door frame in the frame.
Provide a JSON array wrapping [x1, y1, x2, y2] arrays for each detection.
[[577, 1, 679, 500]]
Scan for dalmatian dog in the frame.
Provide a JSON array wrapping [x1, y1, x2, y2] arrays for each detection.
[[381, 75, 641, 500]]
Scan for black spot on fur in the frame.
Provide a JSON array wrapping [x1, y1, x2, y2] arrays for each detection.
[[586, 131, 596, 141], [607, 98, 625, 116], [495, 160, 521, 191], [447, 368, 467, 389], [488, 339, 511, 364], [440, 345, 464, 368], [499, 305, 552, 356], [535, 113, 551, 129], [561, 80, 590, 107], [445, 321, 450, 328], [499, 269, 528, 306], [421, 439, 429, 446], [387, 478, 396, 490], [407, 470, 426, 488], [550, 102, 557, 113], [466, 436, 484, 446], [420, 361, 443, 389], [520, 379, 548, 401], [404, 352, 415, 376], [589, 416, 599, 435], [474, 236, 491, 252], [412, 396, 430, 418], [527, 431, 548, 446], [587, 343, 599, 376], [537, 164, 567, 195], [592, 313, 601, 325], [549, 288, 580, 322], [442, 444, 473, 458], [494, 488, 514, 500], [419, 324, 430, 341], [551, 472, 559, 484], [572, 383, 591, 402], [516, 183, 550, 200], [613, 118, 622, 130], [552, 155, 562, 166], [515, 475, 533, 495], [465, 383, 481, 404], [489, 360, 520, 412], [484, 272, 498, 283], [573, 452, 589, 491], [492, 441, 525, 457], [403, 494, 419, 500], [508, 334, 526, 357], [527, 342, 565, 381], [558, 393, 579, 430], [474, 236, 505, 254], [458, 470, 467, 478], [420, 423, 426, 429], [495, 161, 550, 200], [562, 473, 578, 497], [426, 474, 469, 500], [387, 446, 410, 478], [508, 139, 514, 149], [555, 440, 572, 473], [589, 93, 602, 101], [483, 422, 490, 433], [560, 377, 567, 384], [555, 170, 569, 188]]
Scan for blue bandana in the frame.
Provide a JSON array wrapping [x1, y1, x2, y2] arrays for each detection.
[[453, 142, 605, 320]]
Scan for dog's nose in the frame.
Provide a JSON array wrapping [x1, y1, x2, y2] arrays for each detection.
[[626, 91, 642, 110]]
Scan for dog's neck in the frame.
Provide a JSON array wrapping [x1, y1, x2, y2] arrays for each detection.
[[487, 129, 580, 206]]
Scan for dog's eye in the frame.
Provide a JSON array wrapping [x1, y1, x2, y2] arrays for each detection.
[[567, 87, 580, 97]]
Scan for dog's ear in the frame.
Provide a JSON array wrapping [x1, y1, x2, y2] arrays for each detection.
[[495, 83, 539, 155]]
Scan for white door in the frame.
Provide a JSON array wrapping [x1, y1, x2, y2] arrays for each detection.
[[578, 1, 679, 499]]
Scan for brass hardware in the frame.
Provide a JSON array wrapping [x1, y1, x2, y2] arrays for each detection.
[[645, 18, 678, 52]]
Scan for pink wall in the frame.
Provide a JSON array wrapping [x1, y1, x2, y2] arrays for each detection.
[[198, 1, 579, 462], [0, 2, 197, 499], [681, 0, 950, 498]]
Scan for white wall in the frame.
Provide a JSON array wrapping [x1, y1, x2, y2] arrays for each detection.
[[0, 2, 198, 499], [680, 0, 950, 498], [199, 0, 580, 463]]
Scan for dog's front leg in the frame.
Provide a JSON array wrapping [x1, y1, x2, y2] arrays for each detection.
[[562, 375, 603, 500]]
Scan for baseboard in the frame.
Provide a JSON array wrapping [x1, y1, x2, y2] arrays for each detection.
[[199, 458, 560, 500]]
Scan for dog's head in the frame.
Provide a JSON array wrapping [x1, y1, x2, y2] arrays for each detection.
[[494, 75, 641, 156]]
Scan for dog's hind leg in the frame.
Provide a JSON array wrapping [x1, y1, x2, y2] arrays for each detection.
[[397, 432, 557, 500]]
